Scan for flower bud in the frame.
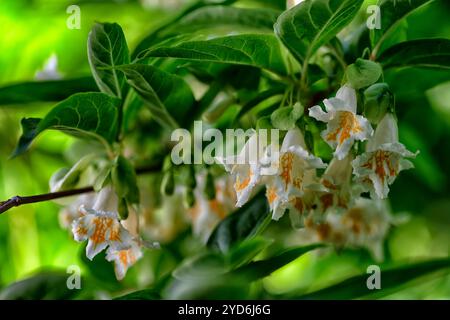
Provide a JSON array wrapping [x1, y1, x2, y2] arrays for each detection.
[[204, 171, 216, 200], [363, 83, 393, 125], [183, 188, 196, 208], [161, 170, 175, 196], [118, 198, 129, 220]]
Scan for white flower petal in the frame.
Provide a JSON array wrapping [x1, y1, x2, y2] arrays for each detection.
[[335, 85, 357, 113], [309, 105, 333, 122]]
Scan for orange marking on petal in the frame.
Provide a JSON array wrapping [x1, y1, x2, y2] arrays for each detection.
[[266, 187, 278, 205], [316, 223, 331, 241], [322, 179, 337, 190], [292, 197, 304, 214], [235, 169, 252, 192], [320, 193, 334, 211], [209, 199, 227, 219], [90, 217, 113, 244], [280, 153, 294, 190], [76, 225, 88, 236], [326, 111, 362, 146], [362, 150, 396, 183], [119, 250, 129, 267]]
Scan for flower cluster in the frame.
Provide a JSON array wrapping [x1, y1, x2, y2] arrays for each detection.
[[62, 187, 148, 280], [218, 85, 417, 259]]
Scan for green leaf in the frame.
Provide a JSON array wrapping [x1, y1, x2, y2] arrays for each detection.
[[114, 289, 161, 300], [378, 38, 450, 70], [117, 64, 195, 129], [271, 102, 304, 130], [293, 258, 450, 300], [371, 0, 435, 58], [173, 252, 228, 281], [274, 0, 363, 63], [207, 191, 271, 253], [165, 6, 280, 35], [12, 93, 120, 157], [88, 22, 130, 98], [346, 58, 382, 89], [0, 77, 98, 106], [49, 154, 97, 192], [229, 244, 324, 281], [174, 238, 272, 282], [138, 34, 287, 75], [227, 237, 273, 269], [111, 155, 140, 205], [131, 0, 238, 58]]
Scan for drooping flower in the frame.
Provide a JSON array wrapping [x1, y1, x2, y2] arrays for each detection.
[[72, 206, 133, 260], [106, 240, 143, 280], [216, 132, 267, 207], [352, 113, 418, 199], [189, 173, 235, 242], [315, 154, 354, 214], [264, 128, 326, 220], [59, 194, 95, 230], [309, 85, 373, 160]]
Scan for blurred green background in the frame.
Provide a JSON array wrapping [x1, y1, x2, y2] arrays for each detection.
[[0, 0, 449, 299]]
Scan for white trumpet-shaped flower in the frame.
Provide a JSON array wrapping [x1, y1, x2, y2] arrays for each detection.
[[264, 128, 326, 220], [106, 240, 143, 280], [301, 198, 393, 261], [72, 206, 133, 260], [189, 174, 235, 242], [352, 113, 418, 199], [71, 187, 133, 260], [309, 85, 373, 160], [316, 154, 354, 214]]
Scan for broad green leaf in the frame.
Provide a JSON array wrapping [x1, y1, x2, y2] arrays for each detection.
[[229, 244, 324, 281], [131, 0, 239, 58], [111, 155, 140, 205], [173, 252, 227, 281], [88, 22, 130, 98], [271, 102, 304, 130], [234, 86, 285, 122], [174, 238, 272, 281], [165, 276, 249, 300], [49, 154, 97, 192], [227, 237, 273, 269], [114, 289, 160, 300], [370, 0, 435, 58], [117, 64, 195, 129], [292, 258, 450, 300], [164, 6, 280, 35], [207, 191, 271, 252], [138, 34, 287, 75], [345, 58, 382, 89], [379, 38, 450, 70], [12, 92, 120, 157], [0, 77, 98, 106], [274, 0, 363, 63]]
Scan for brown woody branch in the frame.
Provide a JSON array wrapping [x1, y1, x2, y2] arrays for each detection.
[[0, 163, 161, 215]]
